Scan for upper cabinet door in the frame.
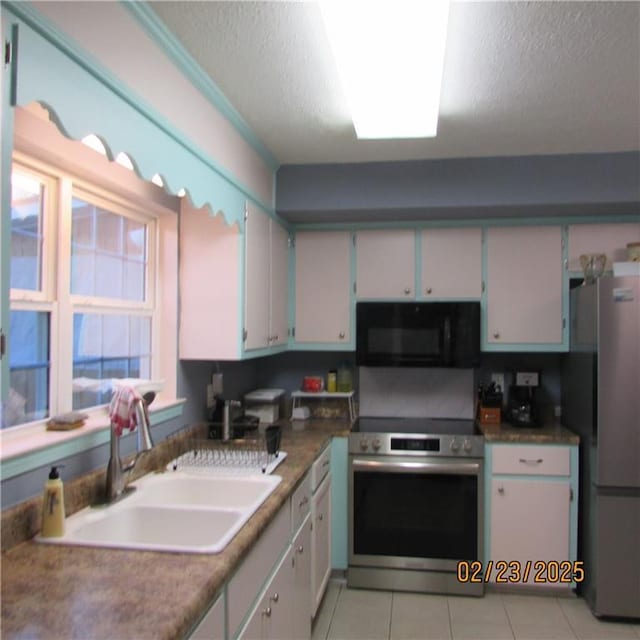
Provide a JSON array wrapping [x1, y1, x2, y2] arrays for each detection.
[[420, 227, 482, 298], [295, 231, 351, 344], [567, 223, 640, 272], [486, 226, 564, 346], [356, 229, 415, 299], [244, 205, 271, 350], [270, 220, 289, 347]]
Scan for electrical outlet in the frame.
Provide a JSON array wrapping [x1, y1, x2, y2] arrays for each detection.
[[491, 373, 505, 392], [212, 373, 223, 396], [206, 384, 215, 408]]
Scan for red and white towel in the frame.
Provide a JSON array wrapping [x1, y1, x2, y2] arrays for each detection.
[[109, 385, 142, 437]]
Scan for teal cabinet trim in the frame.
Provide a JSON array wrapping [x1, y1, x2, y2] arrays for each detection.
[[331, 437, 348, 570], [0, 401, 185, 481], [122, 1, 279, 172], [0, 20, 17, 410], [291, 214, 640, 233], [2, 3, 274, 228]]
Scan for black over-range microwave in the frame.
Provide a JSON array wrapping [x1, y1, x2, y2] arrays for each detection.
[[356, 302, 481, 368]]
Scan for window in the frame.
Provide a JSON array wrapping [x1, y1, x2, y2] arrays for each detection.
[[6, 157, 158, 427]]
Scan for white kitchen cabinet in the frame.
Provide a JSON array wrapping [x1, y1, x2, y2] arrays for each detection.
[[311, 473, 332, 618], [567, 222, 640, 272], [190, 593, 225, 640], [244, 204, 289, 350], [179, 200, 243, 360], [356, 229, 415, 299], [294, 231, 351, 345], [420, 227, 482, 299], [240, 546, 294, 640], [488, 443, 577, 591], [291, 515, 312, 639], [485, 225, 564, 347]]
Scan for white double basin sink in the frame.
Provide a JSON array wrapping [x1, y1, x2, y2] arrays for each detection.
[[37, 472, 282, 554]]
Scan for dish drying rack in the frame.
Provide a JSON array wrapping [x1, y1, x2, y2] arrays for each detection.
[[167, 439, 287, 476]]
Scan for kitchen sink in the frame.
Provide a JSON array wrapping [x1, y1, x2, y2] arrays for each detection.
[[37, 471, 282, 554]]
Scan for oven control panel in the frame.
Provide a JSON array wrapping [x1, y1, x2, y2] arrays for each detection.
[[351, 434, 484, 457]]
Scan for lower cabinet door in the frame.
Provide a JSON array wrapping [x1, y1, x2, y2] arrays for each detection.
[[292, 515, 312, 639], [240, 549, 293, 640], [490, 478, 570, 585], [311, 475, 332, 618]]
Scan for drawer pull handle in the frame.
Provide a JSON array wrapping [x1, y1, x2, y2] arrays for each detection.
[[519, 458, 543, 464], [323, 460, 330, 468], [299, 496, 309, 508], [318, 513, 323, 521]]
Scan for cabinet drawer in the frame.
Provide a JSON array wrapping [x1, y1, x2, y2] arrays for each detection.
[[291, 472, 312, 533], [492, 445, 570, 476], [228, 504, 290, 636], [311, 445, 331, 493]]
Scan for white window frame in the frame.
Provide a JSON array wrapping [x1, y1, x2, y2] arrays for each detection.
[[8, 152, 161, 424]]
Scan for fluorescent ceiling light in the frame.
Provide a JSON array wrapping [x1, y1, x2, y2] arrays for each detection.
[[319, 0, 450, 139]]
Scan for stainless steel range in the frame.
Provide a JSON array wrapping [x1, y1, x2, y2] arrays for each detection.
[[348, 417, 485, 596]]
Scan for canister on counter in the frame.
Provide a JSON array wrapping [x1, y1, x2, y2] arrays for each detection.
[[327, 370, 337, 393]]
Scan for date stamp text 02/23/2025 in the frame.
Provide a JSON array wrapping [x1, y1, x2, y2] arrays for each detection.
[[457, 560, 585, 585]]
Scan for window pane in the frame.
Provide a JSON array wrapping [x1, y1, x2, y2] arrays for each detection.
[[72, 313, 152, 410], [11, 171, 45, 291], [71, 198, 147, 302], [6, 311, 50, 427]]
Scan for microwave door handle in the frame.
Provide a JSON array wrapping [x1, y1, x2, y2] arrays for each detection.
[[351, 458, 481, 476], [443, 317, 451, 363]]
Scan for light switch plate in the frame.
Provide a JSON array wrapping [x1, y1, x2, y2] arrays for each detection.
[[515, 371, 539, 387]]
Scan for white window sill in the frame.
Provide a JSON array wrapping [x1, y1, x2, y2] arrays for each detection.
[[0, 398, 186, 480]]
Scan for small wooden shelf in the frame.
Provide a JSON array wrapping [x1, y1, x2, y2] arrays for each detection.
[[291, 391, 356, 423]]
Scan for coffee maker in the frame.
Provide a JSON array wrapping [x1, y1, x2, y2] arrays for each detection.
[[507, 371, 540, 427]]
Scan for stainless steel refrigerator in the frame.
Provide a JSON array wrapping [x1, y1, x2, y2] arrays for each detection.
[[562, 276, 640, 619]]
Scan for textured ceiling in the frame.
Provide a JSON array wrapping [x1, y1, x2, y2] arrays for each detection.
[[149, 1, 640, 166]]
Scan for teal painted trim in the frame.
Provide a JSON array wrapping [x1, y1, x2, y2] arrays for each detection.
[[561, 225, 570, 350], [289, 343, 354, 352], [0, 20, 16, 411], [484, 443, 493, 566], [569, 446, 579, 564], [482, 343, 567, 353], [291, 213, 640, 233], [287, 231, 296, 349], [414, 229, 422, 300], [331, 436, 348, 570], [0, 401, 185, 480], [122, 1, 279, 172], [2, 2, 274, 223], [349, 232, 356, 344]]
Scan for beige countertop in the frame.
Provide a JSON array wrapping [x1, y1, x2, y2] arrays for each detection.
[[479, 421, 579, 445], [1, 420, 351, 640]]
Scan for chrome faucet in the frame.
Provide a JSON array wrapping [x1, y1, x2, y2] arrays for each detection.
[[105, 392, 155, 503]]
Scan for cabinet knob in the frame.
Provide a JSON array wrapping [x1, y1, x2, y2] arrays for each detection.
[[497, 486, 505, 494], [271, 592, 279, 603], [426, 287, 432, 294], [493, 332, 500, 339], [404, 287, 411, 295], [263, 606, 272, 618], [339, 331, 345, 339], [273, 334, 279, 342], [297, 545, 304, 554], [318, 513, 323, 521]]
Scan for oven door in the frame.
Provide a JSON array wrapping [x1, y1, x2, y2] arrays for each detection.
[[349, 455, 484, 572]]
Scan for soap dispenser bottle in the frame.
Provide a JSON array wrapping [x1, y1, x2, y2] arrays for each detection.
[[41, 465, 65, 537]]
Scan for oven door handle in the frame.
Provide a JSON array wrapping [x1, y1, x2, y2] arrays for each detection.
[[351, 458, 481, 475]]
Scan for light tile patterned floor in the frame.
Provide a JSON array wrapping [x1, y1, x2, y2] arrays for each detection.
[[312, 580, 640, 640]]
